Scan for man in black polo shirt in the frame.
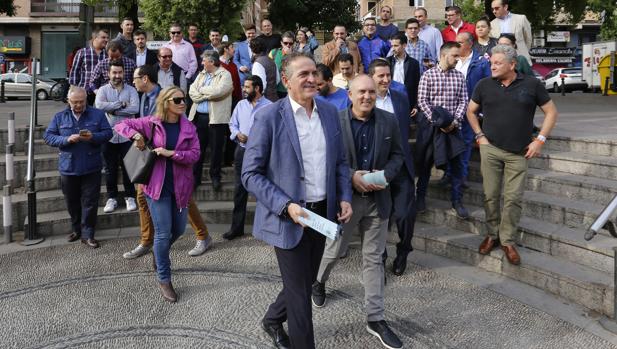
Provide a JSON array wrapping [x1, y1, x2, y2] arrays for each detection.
[[466, 44, 558, 265]]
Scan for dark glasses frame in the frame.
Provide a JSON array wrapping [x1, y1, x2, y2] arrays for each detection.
[[168, 97, 185, 105]]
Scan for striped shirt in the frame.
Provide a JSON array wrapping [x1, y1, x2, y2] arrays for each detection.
[[405, 38, 433, 72], [68, 46, 108, 91], [417, 65, 468, 122], [89, 57, 137, 92]]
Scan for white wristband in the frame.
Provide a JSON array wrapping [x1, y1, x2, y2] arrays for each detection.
[[537, 134, 547, 143]]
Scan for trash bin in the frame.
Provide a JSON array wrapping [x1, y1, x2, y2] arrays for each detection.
[[598, 52, 617, 95]]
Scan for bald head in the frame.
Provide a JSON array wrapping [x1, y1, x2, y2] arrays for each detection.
[[158, 47, 173, 69]]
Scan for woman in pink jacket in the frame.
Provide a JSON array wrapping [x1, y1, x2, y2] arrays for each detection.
[[115, 86, 200, 302]]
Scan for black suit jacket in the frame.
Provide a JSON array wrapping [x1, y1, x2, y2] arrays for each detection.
[[387, 54, 421, 109], [339, 108, 404, 219], [136, 49, 158, 66]]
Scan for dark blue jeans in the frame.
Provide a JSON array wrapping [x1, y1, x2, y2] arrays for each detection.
[[417, 154, 464, 204], [146, 195, 188, 283], [445, 120, 475, 181]]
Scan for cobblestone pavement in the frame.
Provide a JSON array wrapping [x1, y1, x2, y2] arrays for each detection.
[[1, 235, 615, 349]]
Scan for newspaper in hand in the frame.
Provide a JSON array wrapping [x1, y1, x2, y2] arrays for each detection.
[[362, 170, 388, 187], [298, 208, 342, 240]]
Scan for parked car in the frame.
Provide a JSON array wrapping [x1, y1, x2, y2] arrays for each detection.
[[0, 73, 55, 100], [543, 68, 587, 92]]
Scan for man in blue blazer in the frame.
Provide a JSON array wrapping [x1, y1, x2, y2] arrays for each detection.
[[242, 52, 353, 349], [233, 24, 256, 86], [368, 59, 418, 276]]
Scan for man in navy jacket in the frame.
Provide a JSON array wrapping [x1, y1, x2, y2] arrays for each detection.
[[242, 53, 352, 349], [43, 87, 112, 248]]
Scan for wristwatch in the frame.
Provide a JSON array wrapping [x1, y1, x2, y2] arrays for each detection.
[[281, 201, 292, 219], [133, 133, 143, 141]]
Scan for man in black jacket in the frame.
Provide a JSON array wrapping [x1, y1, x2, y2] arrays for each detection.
[[387, 32, 421, 113], [312, 75, 404, 349], [132, 29, 158, 67]]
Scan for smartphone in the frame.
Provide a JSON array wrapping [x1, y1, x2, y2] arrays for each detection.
[[79, 129, 90, 136]]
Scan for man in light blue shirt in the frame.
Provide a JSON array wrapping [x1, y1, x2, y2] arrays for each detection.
[[315, 64, 351, 111], [224, 75, 271, 240], [94, 60, 139, 214], [414, 7, 443, 65]]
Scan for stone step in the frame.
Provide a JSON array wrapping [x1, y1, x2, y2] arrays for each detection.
[[545, 135, 617, 157], [426, 180, 603, 231], [24, 167, 237, 192], [466, 163, 617, 206], [418, 197, 616, 273], [0, 153, 60, 188], [412, 222, 614, 317], [529, 151, 617, 181], [23, 201, 256, 236], [0, 126, 46, 154], [23, 139, 56, 155]]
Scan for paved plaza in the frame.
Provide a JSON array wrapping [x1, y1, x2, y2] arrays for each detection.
[[1, 232, 616, 349], [1, 93, 617, 348]]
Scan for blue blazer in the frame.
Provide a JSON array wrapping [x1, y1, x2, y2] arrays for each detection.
[[390, 89, 414, 179], [466, 50, 491, 97], [241, 98, 353, 249], [233, 40, 252, 85]]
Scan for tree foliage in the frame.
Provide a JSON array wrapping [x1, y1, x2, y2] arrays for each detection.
[[138, 0, 247, 40], [0, 0, 16, 16], [588, 0, 617, 41], [267, 0, 360, 33], [460, 0, 487, 24]]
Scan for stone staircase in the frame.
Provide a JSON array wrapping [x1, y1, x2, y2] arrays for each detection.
[[1, 127, 617, 319], [416, 137, 617, 318]]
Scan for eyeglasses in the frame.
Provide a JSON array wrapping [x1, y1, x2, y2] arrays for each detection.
[[168, 97, 185, 105], [364, 24, 376, 27], [133, 75, 144, 80], [170, 31, 182, 35], [282, 41, 293, 46], [159, 55, 172, 59]]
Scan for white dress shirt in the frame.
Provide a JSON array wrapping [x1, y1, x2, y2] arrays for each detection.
[[288, 96, 327, 202], [500, 12, 513, 33], [393, 55, 405, 85], [375, 91, 394, 113], [135, 49, 147, 67], [455, 55, 472, 79]]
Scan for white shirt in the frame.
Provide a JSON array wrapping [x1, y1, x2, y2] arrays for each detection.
[[455, 55, 472, 79], [450, 21, 463, 35], [288, 96, 327, 202], [393, 55, 405, 84], [135, 49, 147, 67], [500, 12, 512, 33], [252, 61, 280, 94], [375, 91, 394, 113]]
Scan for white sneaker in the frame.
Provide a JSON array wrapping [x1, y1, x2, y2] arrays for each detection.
[[104, 198, 118, 213], [122, 244, 151, 259], [188, 235, 212, 256], [125, 197, 137, 211]]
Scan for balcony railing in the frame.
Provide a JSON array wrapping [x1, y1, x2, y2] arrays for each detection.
[[30, 0, 119, 17]]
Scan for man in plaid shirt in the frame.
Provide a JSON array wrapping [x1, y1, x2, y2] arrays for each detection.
[[69, 29, 109, 105], [89, 41, 137, 94], [404, 18, 434, 73], [416, 41, 469, 219]]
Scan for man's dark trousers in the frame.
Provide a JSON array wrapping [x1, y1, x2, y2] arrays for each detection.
[[263, 201, 327, 349], [391, 169, 417, 256], [229, 146, 247, 235], [417, 155, 464, 203], [192, 112, 209, 186], [61, 171, 102, 239], [209, 124, 227, 183]]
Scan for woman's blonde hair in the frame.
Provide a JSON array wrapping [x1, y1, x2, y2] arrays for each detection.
[[154, 86, 185, 122]]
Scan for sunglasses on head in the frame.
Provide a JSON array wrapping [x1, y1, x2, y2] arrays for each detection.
[[168, 97, 185, 105], [170, 31, 182, 35]]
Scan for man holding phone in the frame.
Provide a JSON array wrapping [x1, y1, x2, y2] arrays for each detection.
[[44, 86, 113, 248]]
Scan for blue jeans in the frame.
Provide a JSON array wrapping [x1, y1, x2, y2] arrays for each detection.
[[417, 154, 464, 203], [146, 195, 188, 283]]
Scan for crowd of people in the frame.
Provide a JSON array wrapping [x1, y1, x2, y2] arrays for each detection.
[[44, 1, 559, 348]]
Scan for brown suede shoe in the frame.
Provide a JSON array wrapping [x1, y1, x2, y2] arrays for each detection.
[[479, 236, 498, 255], [159, 282, 177, 303], [67, 232, 81, 242], [501, 245, 521, 265]]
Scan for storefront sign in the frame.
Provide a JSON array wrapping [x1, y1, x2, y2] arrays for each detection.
[[533, 57, 575, 63], [547, 31, 570, 43], [529, 47, 576, 56], [147, 41, 168, 50], [0, 36, 30, 55]]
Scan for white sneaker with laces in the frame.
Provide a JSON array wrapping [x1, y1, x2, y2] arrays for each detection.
[[125, 197, 137, 211], [188, 235, 212, 256], [122, 244, 151, 259], [104, 198, 118, 213]]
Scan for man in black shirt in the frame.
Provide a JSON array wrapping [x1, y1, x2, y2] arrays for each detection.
[[467, 44, 558, 265], [257, 19, 283, 53]]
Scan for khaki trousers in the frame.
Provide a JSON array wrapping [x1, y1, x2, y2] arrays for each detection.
[[479, 143, 528, 246]]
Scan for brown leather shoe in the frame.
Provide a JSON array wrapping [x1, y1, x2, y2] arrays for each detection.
[[67, 232, 81, 242], [159, 282, 177, 303], [479, 236, 498, 255], [81, 238, 100, 249], [501, 245, 521, 265]]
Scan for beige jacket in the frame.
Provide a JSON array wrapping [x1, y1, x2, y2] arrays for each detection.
[[321, 39, 363, 75], [491, 12, 533, 65], [188, 66, 233, 124]]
